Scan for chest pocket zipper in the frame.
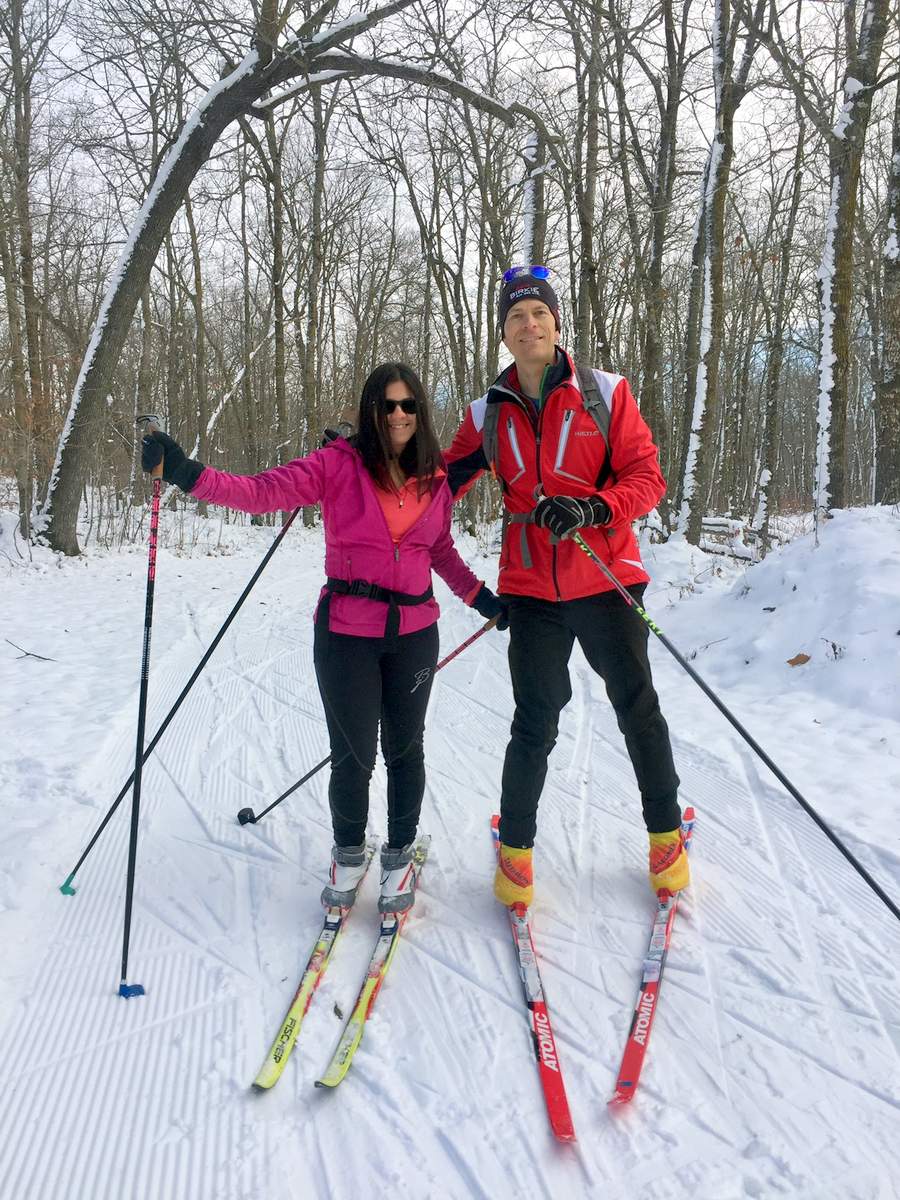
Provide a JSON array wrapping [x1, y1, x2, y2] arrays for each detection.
[[553, 409, 573, 472], [554, 408, 594, 487], [506, 416, 527, 484]]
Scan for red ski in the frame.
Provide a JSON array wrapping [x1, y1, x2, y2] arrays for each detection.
[[491, 815, 576, 1142], [609, 806, 696, 1105]]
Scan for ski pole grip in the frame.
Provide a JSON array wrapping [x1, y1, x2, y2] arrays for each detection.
[[136, 413, 164, 479]]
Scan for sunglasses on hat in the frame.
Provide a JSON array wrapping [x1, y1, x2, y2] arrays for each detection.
[[502, 264, 551, 282]]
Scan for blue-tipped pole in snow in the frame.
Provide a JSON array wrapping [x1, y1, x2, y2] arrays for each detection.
[[571, 531, 900, 926], [117, 414, 165, 997]]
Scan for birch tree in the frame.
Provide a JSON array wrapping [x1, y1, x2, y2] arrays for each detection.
[[874, 72, 900, 503], [679, 0, 765, 543], [742, 0, 891, 515]]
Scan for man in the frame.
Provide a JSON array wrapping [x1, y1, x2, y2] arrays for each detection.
[[445, 266, 688, 906]]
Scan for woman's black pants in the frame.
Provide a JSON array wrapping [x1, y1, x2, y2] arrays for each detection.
[[314, 621, 439, 849]]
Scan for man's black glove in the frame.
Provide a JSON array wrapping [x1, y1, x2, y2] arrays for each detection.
[[533, 495, 611, 539], [471, 584, 510, 631], [141, 431, 204, 492]]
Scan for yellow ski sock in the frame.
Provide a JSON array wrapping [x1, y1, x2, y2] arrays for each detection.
[[648, 828, 690, 893], [494, 843, 534, 907]]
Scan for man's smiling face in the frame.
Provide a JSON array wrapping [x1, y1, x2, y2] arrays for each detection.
[[502, 299, 560, 368]]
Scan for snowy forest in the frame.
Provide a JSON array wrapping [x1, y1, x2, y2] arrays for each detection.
[[4, 5, 900, 1197], [2, 0, 898, 557]]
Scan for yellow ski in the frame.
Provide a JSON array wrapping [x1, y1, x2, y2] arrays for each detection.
[[315, 836, 430, 1089], [253, 845, 375, 1090]]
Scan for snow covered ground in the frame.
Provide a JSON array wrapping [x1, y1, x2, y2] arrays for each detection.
[[1, 503, 898, 1200]]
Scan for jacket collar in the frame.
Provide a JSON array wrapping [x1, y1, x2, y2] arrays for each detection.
[[489, 346, 573, 408]]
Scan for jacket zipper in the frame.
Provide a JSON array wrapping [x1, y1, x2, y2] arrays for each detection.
[[534, 365, 563, 602], [494, 372, 564, 602]]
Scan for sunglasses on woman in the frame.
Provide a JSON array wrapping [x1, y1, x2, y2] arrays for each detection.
[[380, 398, 417, 414]]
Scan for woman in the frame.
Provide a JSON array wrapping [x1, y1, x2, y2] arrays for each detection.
[[142, 362, 506, 915]]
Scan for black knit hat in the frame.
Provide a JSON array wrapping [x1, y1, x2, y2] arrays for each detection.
[[498, 271, 560, 331]]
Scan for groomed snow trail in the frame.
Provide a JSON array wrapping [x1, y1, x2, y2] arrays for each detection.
[[1, 522, 898, 1200]]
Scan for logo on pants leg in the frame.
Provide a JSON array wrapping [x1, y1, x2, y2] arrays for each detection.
[[411, 668, 432, 693]]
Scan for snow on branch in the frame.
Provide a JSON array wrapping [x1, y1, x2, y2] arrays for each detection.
[[253, 70, 352, 110], [276, 0, 418, 70], [192, 327, 277, 457], [273, 50, 519, 127], [38, 50, 262, 527]]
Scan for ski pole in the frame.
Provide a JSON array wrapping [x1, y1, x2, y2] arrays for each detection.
[[571, 531, 900, 925], [60, 506, 301, 894], [237, 753, 332, 826], [435, 613, 500, 670], [118, 414, 163, 997], [236, 614, 501, 826]]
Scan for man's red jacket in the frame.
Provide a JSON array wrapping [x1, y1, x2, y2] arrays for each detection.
[[445, 349, 666, 601]]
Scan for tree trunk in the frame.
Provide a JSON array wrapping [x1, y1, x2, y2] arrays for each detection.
[[685, 3, 736, 544], [184, 195, 209, 515], [302, 89, 328, 528], [0, 215, 32, 535], [682, 0, 764, 542], [9, 0, 51, 505], [522, 131, 547, 266], [573, 2, 609, 366], [264, 113, 287, 466], [39, 58, 264, 553], [759, 116, 805, 550], [814, 0, 889, 514], [874, 74, 900, 504]]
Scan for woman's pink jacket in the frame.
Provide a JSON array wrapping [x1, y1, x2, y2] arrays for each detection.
[[192, 439, 481, 638]]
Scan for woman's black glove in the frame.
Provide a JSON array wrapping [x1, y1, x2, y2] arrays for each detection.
[[471, 584, 509, 631], [141, 431, 204, 492], [533, 495, 611, 539]]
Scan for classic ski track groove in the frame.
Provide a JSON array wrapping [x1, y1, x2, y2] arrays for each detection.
[[2, 559, 899, 1198], [736, 747, 900, 1071]]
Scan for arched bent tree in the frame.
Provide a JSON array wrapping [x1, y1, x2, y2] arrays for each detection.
[[37, 0, 549, 555]]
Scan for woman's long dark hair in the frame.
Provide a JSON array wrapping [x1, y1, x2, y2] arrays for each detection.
[[355, 362, 442, 497]]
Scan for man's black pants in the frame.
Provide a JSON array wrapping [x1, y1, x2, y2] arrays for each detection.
[[499, 587, 681, 848], [314, 622, 438, 849]]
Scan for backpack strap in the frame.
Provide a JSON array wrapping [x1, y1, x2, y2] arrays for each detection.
[[574, 364, 615, 490], [482, 398, 501, 478]]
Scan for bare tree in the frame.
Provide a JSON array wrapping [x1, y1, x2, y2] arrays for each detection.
[[741, 0, 891, 515], [37, 0, 544, 554], [679, 0, 765, 543], [874, 72, 900, 503], [0, 0, 66, 531]]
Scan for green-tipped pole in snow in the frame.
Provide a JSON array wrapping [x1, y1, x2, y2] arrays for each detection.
[[571, 530, 900, 926], [235, 615, 501, 826], [59, 506, 301, 896]]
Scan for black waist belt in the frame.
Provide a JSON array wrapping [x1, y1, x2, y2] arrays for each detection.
[[325, 577, 433, 606], [323, 576, 433, 640]]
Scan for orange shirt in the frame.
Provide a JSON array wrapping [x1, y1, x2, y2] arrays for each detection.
[[374, 470, 482, 604], [374, 474, 437, 542]]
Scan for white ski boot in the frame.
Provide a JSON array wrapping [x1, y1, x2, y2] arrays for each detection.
[[378, 842, 419, 915], [321, 843, 369, 910]]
